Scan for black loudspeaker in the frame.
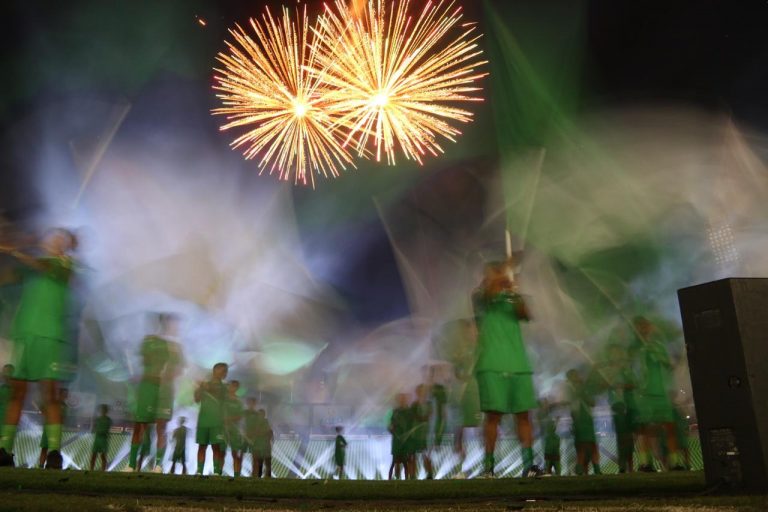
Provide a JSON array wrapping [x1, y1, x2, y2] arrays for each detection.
[[678, 278, 768, 491]]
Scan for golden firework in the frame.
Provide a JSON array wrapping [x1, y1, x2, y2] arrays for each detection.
[[314, 0, 488, 165], [213, 6, 354, 186]]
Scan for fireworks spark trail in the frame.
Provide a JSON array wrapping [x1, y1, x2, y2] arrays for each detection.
[[314, 0, 488, 165], [213, 6, 354, 187]]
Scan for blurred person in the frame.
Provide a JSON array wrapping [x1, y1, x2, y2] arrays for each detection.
[[473, 261, 540, 477], [631, 316, 684, 472], [170, 416, 188, 475], [224, 380, 244, 477], [595, 343, 637, 473], [425, 365, 447, 448], [334, 425, 347, 480], [410, 384, 434, 479], [255, 410, 274, 478], [127, 313, 182, 473], [195, 362, 228, 475], [90, 404, 112, 471], [388, 392, 411, 480], [154, 315, 185, 472], [0, 228, 78, 469], [451, 320, 480, 479], [39, 388, 69, 468], [539, 400, 562, 476], [566, 369, 601, 475], [242, 398, 259, 475]]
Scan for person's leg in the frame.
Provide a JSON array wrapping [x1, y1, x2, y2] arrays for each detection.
[[591, 442, 602, 474], [212, 444, 224, 475], [171, 461, 176, 475], [388, 459, 395, 480], [661, 422, 681, 468], [265, 456, 272, 478], [197, 444, 207, 475], [90, 452, 97, 471], [515, 411, 536, 474], [234, 450, 242, 477], [575, 443, 586, 475], [483, 411, 501, 474], [155, 420, 168, 470], [182, 460, 187, 475], [0, 379, 28, 463], [40, 380, 63, 469], [129, 423, 146, 470]]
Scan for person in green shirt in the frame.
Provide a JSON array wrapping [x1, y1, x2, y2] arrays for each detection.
[[0, 228, 78, 469], [245, 402, 272, 478], [409, 384, 433, 479], [195, 362, 228, 475], [539, 400, 562, 476], [90, 404, 112, 471], [128, 313, 181, 473], [387, 392, 410, 480], [630, 316, 683, 472], [224, 380, 244, 477], [473, 261, 539, 477], [566, 369, 601, 475], [334, 425, 347, 479], [155, 323, 184, 473], [430, 379, 447, 448], [450, 319, 480, 479], [170, 416, 188, 475]]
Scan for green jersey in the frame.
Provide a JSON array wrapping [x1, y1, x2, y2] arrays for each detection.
[[635, 337, 672, 397], [196, 380, 226, 428], [389, 407, 411, 455], [224, 396, 243, 429], [474, 291, 532, 374], [141, 336, 170, 381], [334, 434, 347, 463], [173, 426, 188, 446], [12, 256, 73, 341], [244, 410, 259, 439], [94, 415, 112, 437]]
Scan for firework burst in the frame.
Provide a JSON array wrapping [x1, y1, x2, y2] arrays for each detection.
[[314, 0, 488, 165], [213, 6, 354, 186]]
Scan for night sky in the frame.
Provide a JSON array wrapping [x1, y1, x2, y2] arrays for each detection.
[[1, 0, 767, 325]]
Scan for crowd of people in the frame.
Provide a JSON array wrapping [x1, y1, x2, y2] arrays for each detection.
[[0, 227, 692, 478]]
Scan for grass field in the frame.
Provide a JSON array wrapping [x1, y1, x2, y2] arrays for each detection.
[[0, 469, 765, 511]]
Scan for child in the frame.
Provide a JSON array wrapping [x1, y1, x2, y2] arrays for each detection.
[[0, 229, 78, 469], [566, 369, 601, 475], [155, 316, 185, 473], [387, 393, 410, 480], [90, 404, 112, 471], [539, 401, 561, 476], [334, 425, 347, 479], [410, 384, 433, 479], [224, 380, 244, 477], [251, 409, 272, 478], [600, 343, 636, 473], [170, 417, 188, 475], [195, 362, 228, 475]]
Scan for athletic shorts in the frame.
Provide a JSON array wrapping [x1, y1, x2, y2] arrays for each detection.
[[11, 336, 75, 382], [39, 431, 48, 449], [196, 426, 225, 447], [459, 378, 482, 427], [226, 428, 243, 452], [572, 413, 597, 443], [476, 371, 537, 414], [92, 436, 109, 454], [636, 394, 674, 425], [334, 454, 345, 466], [135, 380, 159, 423], [156, 385, 174, 421]]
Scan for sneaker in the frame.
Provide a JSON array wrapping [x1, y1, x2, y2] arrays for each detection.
[[0, 448, 14, 467], [45, 450, 63, 470], [523, 465, 543, 478], [638, 464, 656, 473]]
